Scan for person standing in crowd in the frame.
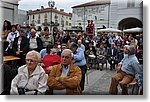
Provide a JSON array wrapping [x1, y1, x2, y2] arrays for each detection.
[[10, 50, 47, 95], [15, 24, 21, 34], [2, 20, 12, 55], [108, 34, 113, 47], [2, 20, 11, 41], [77, 39, 85, 52], [47, 49, 82, 95], [54, 31, 61, 43], [36, 26, 42, 37], [70, 42, 87, 92], [57, 43, 68, 57], [6, 25, 19, 55], [12, 29, 29, 66], [41, 27, 54, 48], [28, 27, 43, 52], [24, 26, 31, 38], [109, 45, 143, 95], [62, 31, 71, 44]]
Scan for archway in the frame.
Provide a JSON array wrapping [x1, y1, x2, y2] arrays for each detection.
[[118, 17, 143, 30]]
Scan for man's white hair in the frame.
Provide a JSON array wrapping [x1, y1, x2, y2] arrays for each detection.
[[124, 45, 130, 49], [124, 45, 135, 55], [62, 49, 73, 58]]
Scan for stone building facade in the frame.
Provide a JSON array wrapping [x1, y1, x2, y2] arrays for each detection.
[[72, 0, 143, 34]]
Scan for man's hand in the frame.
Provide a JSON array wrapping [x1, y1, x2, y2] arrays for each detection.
[[47, 66, 53, 70], [55, 77, 60, 81], [16, 51, 23, 55], [16, 51, 20, 55], [72, 60, 76, 64], [39, 63, 45, 67], [116, 64, 121, 73]]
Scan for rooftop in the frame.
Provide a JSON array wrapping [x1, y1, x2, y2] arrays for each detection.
[[27, 8, 72, 17], [72, 0, 111, 8]]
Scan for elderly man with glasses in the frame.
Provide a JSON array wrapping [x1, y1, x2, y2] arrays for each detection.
[[47, 49, 82, 95]]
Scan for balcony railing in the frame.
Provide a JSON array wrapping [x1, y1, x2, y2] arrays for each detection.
[[42, 22, 59, 26]]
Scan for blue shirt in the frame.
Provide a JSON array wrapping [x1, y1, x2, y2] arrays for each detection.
[[119, 55, 143, 76], [73, 48, 86, 66], [40, 49, 47, 58], [61, 65, 70, 77], [108, 37, 113, 45], [137, 72, 143, 89]]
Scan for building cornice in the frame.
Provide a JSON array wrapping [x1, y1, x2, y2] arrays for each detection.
[[72, 0, 111, 8], [27, 8, 72, 17], [1, 0, 20, 6]]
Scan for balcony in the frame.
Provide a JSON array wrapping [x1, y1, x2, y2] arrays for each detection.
[[42, 21, 59, 26], [42, 22, 50, 26]]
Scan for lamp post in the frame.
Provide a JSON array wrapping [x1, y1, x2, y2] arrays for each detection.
[[48, 1, 55, 34]]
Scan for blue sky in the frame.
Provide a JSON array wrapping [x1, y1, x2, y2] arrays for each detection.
[[18, 0, 94, 13]]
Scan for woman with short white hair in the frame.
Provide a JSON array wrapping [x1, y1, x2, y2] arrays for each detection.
[[10, 50, 47, 95]]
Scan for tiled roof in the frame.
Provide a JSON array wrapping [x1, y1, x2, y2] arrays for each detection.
[[27, 8, 72, 17], [72, 0, 111, 8]]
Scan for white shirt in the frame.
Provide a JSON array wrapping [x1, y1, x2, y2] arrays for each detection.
[[112, 49, 114, 56], [17, 37, 22, 51], [6, 31, 19, 49], [78, 44, 85, 51], [29, 37, 38, 49]]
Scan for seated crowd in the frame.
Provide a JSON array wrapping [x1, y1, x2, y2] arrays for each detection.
[[2, 22, 143, 95]]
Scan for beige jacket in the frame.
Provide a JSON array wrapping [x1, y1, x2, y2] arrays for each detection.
[[47, 64, 82, 95]]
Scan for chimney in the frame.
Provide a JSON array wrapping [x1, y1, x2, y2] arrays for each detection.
[[28, 10, 32, 12], [41, 6, 44, 9], [60, 9, 64, 12]]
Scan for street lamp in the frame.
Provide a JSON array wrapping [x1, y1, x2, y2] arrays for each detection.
[[48, 1, 55, 34]]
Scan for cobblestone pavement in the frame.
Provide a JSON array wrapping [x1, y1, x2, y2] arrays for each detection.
[[82, 68, 138, 95], [83, 68, 115, 95]]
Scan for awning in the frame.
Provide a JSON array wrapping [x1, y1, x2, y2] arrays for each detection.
[[123, 27, 143, 33], [97, 28, 122, 33]]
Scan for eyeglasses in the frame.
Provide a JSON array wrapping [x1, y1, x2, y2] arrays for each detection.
[[26, 59, 35, 63], [61, 56, 71, 59]]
